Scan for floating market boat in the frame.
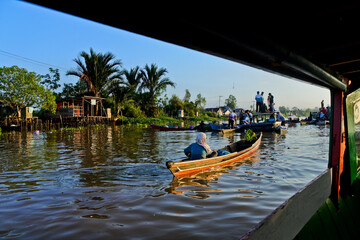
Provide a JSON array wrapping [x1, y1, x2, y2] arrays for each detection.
[[166, 132, 262, 178], [237, 121, 281, 132], [287, 115, 300, 123], [209, 122, 232, 131], [150, 124, 195, 131]]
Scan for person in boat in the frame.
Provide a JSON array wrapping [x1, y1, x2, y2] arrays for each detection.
[[247, 110, 253, 123], [276, 110, 286, 126], [306, 112, 313, 121], [325, 106, 331, 120], [228, 110, 237, 128], [196, 120, 206, 131], [239, 109, 248, 125], [255, 91, 262, 112], [184, 132, 218, 160], [260, 92, 265, 112], [268, 93, 274, 112]]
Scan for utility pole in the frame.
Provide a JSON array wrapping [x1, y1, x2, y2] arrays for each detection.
[[219, 96, 223, 108]]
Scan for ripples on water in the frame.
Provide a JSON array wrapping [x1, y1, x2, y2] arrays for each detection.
[[0, 124, 329, 239]]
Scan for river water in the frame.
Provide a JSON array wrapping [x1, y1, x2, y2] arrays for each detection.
[[0, 124, 329, 239]]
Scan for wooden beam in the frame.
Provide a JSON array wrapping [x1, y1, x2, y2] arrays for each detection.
[[329, 58, 360, 67], [329, 90, 346, 203]]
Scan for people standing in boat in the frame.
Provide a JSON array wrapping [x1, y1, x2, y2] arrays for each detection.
[[268, 93, 274, 112], [184, 132, 217, 160], [321, 100, 324, 109], [228, 110, 237, 129], [260, 92, 265, 112], [255, 91, 262, 112], [246, 110, 253, 123]]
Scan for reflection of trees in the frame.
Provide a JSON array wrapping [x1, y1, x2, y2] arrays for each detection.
[[61, 126, 163, 187], [0, 131, 59, 194], [111, 126, 160, 162], [1, 131, 58, 172]]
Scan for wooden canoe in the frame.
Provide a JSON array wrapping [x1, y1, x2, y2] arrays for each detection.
[[150, 124, 195, 131], [166, 132, 262, 177], [209, 123, 232, 131]]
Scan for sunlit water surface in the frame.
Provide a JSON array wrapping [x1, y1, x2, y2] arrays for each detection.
[[0, 124, 329, 239]]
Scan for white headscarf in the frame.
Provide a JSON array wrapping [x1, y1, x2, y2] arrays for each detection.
[[196, 132, 212, 155]]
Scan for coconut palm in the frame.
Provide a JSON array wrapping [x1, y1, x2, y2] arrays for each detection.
[[66, 48, 122, 97], [138, 64, 175, 117]]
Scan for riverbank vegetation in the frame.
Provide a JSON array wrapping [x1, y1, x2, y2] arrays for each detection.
[[1, 48, 317, 125]]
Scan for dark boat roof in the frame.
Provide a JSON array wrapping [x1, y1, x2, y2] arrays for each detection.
[[25, 2, 360, 92]]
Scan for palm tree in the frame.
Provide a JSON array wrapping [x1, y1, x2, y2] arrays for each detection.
[[108, 80, 132, 120], [66, 48, 122, 97], [138, 63, 175, 117], [122, 66, 142, 94]]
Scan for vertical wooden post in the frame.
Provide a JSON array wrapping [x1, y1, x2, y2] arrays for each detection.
[[329, 90, 346, 203]]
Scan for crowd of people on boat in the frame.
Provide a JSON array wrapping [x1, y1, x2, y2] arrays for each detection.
[[304, 100, 331, 122], [225, 91, 283, 128], [227, 109, 254, 127], [255, 91, 275, 113]]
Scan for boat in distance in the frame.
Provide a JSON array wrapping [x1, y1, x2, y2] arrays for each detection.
[[166, 132, 262, 178], [150, 124, 195, 131]]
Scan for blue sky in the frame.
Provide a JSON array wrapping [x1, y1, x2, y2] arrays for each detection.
[[0, 0, 330, 109]]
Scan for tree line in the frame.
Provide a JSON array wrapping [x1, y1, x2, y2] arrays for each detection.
[[1, 48, 316, 120], [278, 106, 319, 117], [0, 48, 209, 119]]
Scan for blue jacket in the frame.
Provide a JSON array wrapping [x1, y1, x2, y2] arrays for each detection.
[[184, 143, 207, 160]]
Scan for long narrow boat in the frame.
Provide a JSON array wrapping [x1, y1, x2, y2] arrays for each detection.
[[166, 132, 262, 177], [150, 124, 195, 131], [209, 122, 232, 131], [237, 121, 281, 132]]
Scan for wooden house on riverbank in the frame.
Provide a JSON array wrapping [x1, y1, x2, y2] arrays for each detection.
[[55, 95, 111, 118], [54, 95, 111, 125]]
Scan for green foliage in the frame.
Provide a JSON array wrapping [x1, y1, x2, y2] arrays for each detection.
[[124, 102, 145, 118], [60, 81, 88, 99], [205, 111, 217, 118], [0, 65, 57, 115], [41, 68, 61, 90], [41, 88, 57, 114], [244, 129, 256, 142], [279, 106, 318, 117], [138, 63, 175, 117], [165, 94, 183, 117], [183, 89, 191, 103], [195, 93, 206, 110], [66, 48, 122, 97], [120, 116, 182, 126], [225, 94, 237, 109]]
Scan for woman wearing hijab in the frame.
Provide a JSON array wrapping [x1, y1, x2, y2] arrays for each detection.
[[184, 132, 217, 160]]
